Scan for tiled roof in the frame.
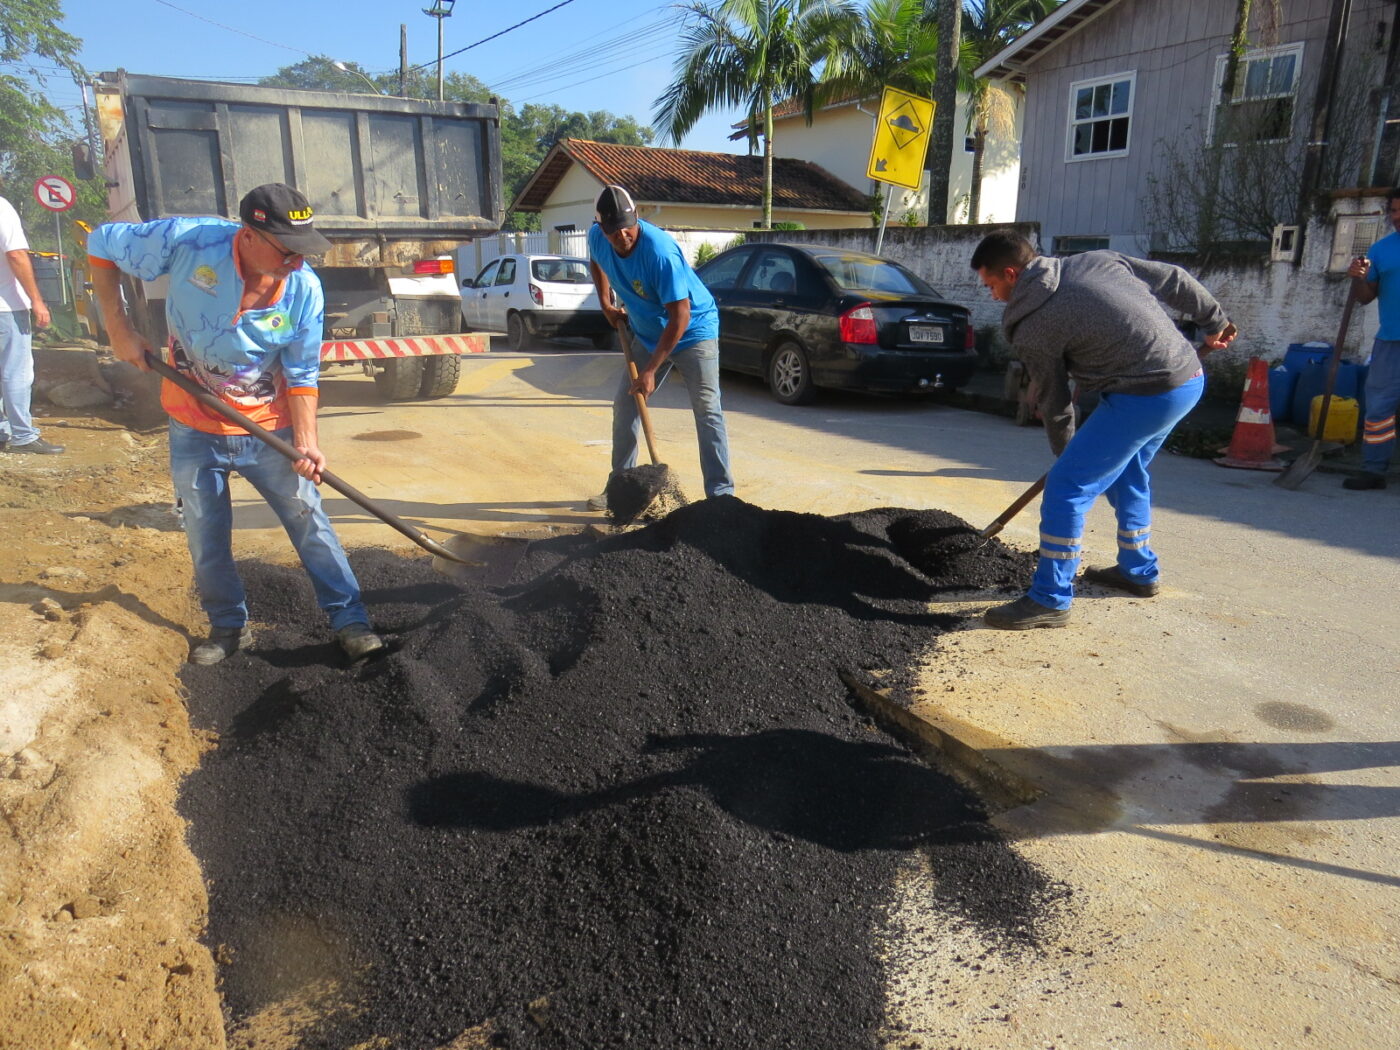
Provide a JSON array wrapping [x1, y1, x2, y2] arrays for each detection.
[[511, 139, 870, 214]]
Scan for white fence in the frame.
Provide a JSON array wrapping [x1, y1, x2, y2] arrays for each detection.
[[457, 228, 749, 281]]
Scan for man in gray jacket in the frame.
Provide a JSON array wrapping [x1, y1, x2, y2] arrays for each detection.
[[970, 231, 1236, 629]]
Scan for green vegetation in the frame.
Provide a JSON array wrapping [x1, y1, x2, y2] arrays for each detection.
[[0, 0, 106, 248], [260, 57, 653, 232]]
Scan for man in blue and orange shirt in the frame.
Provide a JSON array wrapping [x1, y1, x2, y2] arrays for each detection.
[[88, 183, 384, 665]]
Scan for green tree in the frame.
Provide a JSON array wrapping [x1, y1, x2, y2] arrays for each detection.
[[0, 0, 103, 244], [259, 56, 494, 104], [655, 0, 857, 229]]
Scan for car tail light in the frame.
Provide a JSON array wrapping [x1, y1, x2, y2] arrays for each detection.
[[528, 282, 544, 305], [965, 320, 976, 350], [839, 303, 878, 344], [410, 258, 455, 275]]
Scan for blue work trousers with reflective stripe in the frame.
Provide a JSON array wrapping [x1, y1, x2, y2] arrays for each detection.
[[1031, 374, 1203, 610], [1361, 338, 1400, 474], [169, 420, 370, 632]]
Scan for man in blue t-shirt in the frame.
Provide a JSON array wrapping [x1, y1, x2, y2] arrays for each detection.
[[1345, 188, 1400, 490], [586, 184, 734, 507]]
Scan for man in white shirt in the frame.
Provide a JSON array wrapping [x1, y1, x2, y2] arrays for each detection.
[[0, 187, 63, 454]]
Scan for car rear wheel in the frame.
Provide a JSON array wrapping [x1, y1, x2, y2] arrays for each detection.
[[507, 312, 532, 352], [767, 341, 815, 405]]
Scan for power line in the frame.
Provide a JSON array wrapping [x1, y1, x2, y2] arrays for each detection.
[[151, 0, 313, 56], [488, 17, 677, 93], [401, 0, 579, 75]]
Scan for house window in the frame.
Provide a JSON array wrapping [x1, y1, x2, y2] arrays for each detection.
[[1211, 43, 1303, 145], [1053, 235, 1110, 255], [1067, 72, 1134, 160]]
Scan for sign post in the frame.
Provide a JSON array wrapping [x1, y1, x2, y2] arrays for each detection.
[[33, 176, 77, 307], [865, 86, 935, 255]]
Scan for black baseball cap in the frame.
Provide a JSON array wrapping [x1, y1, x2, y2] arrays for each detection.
[[595, 184, 638, 235], [239, 183, 332, 255]]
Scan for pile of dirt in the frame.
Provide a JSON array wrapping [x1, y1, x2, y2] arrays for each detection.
[[180, 497, 1062, 1049], [0, 376, 223, 1050]]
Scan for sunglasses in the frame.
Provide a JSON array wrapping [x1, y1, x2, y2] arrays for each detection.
[[253, 228, 303, 265]]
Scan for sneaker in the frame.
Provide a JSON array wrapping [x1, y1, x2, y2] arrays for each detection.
[[190, 626, 252, 665], [1081, 564, 1160, 598], [983, 595, 1070, 630], [1342, 472, 1387, 491], [587, 490, 609, 511], [3, 438, 65, 455], [337, 623, 386, 663]]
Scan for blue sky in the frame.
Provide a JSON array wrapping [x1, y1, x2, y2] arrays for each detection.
[[47, 0, 746, 154]]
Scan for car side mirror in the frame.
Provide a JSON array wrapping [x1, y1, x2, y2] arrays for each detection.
[[461, 278, 474, 288]]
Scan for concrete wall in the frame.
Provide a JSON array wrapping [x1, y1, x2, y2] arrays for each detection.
[[755, 189, 1389, 365]]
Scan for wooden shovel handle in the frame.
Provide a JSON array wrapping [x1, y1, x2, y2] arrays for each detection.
[[617, 324, 661, 465], [979, 473, 1047, 540]]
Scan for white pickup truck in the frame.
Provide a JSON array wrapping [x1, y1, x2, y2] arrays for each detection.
[[460, 254, 615, 351]]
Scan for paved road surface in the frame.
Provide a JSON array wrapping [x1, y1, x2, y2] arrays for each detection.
[[234, 350, 1398, 1049]]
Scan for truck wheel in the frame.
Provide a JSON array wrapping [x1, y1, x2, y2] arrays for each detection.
[[591, 330, 616, 350], [419, 354, 462, 399], [507, 312, 532, 352], [373, 358, 425, 401]]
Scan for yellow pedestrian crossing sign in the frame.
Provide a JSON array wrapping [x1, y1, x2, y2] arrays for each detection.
[[866, 86, 936, 191]]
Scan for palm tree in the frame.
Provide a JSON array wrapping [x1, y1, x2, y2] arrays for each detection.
[[960, 0, 1058, 223], [818, 0, 943, 100], [654, 0, 857, 229]]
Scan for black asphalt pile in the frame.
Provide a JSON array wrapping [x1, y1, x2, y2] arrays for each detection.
[[885, 508, 1037, 594], [179, 497, 1064, 1050]]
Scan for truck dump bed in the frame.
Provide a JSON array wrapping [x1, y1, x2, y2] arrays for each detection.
[[96, 71, 503, 250]]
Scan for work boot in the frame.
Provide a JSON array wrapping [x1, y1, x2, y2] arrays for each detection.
[[337, 623, 386, 663], [4, 438, 65, 455], [190, 626, 252, 665], [1081, 565, 1160, 598], [983, 595, 1070, 630], [1342, 472, 1387, 490], [587, 490, 609, 511]]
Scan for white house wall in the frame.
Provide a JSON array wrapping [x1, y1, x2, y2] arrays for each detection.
[[1014, 0, 1390, 252], [770, 93, 1021, 225]]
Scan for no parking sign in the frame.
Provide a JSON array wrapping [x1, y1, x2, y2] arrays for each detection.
[[33, 175, 76, 212]]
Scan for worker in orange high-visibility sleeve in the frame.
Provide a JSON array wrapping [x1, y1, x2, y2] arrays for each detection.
[[88, 183, 385, 666]]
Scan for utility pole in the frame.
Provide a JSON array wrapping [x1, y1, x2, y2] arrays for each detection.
[[424, 0, 455, 102], [400, 24, 408, 98]]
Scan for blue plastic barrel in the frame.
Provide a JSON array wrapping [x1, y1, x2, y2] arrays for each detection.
[[1269, 366, 1297, 423], [1283, 342, 1332, 373], [1291, 359, 1366, 425]]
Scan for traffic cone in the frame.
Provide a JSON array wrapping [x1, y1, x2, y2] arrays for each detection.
[[1214, 356, 1288, 471]]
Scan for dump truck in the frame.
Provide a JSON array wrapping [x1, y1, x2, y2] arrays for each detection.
[[86, 70, 504, 400]]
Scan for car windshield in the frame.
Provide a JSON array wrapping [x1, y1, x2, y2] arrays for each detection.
[[533, 258, 592, 284], [808, 251, 935, 296]]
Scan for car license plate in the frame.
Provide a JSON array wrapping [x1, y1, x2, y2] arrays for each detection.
[[908, 325, 944, 344]]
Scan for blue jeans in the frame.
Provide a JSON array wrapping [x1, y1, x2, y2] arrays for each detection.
[[0, 309, 39, 445], [168, 420, 370, 632], [612, 338, 735, 497], [1031, 374, 1204, 610], [1361, 338, 1399, 474]]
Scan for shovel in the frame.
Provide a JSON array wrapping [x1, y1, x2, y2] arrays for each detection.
[[603, 324, 682, 524], [144, 353, 480, 565], [978, 473, 1047, 545], [1275, 289, 1357, 490]]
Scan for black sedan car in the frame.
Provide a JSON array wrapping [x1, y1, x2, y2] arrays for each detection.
[[696, 242, 977, 404]]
